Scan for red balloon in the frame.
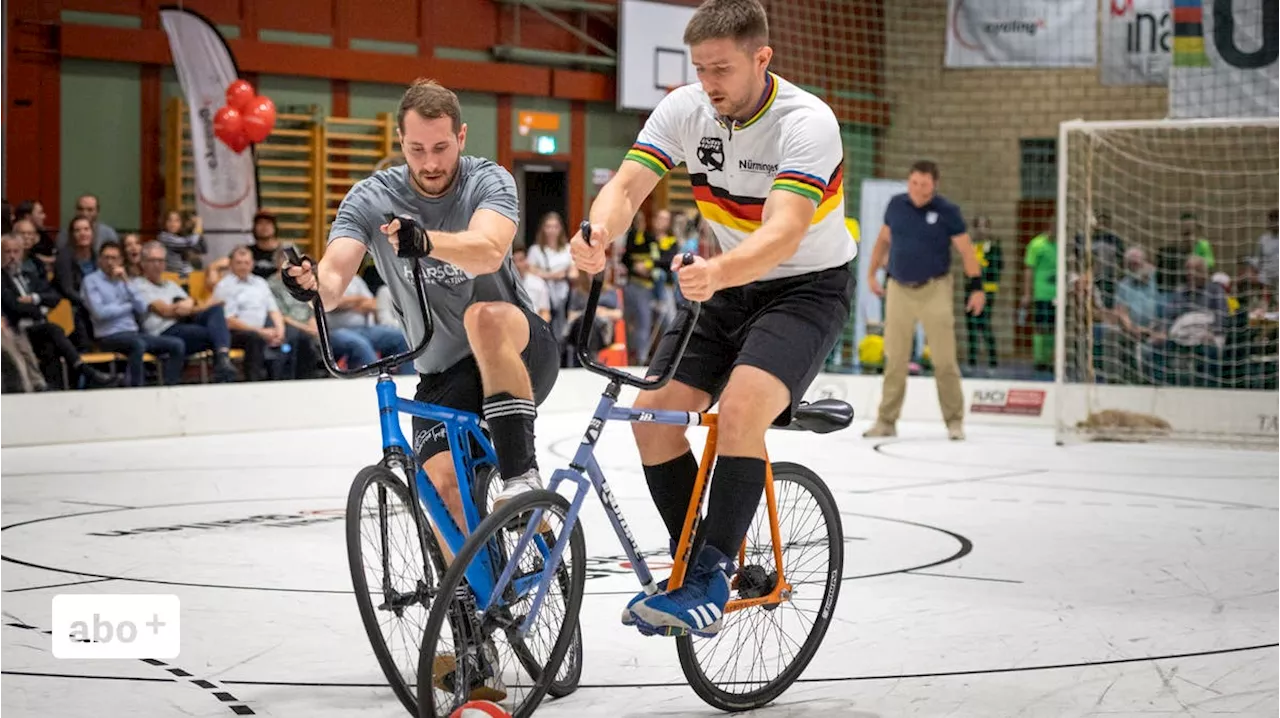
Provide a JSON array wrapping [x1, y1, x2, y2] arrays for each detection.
[[224, 131, 250, 154], [225, 79, 256, 113], [242, 96, 277, 144], [213, 105, 243, 139]]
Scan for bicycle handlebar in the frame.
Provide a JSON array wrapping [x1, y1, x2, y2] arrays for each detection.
[[574, 220, 701, 390], [284, 246, 435, 378]]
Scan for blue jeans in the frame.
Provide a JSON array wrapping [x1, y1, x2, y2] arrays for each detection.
[[330, 324, 412, 373], [160, 305, 232, 355], [97, 331, 186, 386]]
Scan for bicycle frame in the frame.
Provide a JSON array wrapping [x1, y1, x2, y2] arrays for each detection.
[[485, 223, 793, 634], [286, 246, 545, 611], [487, 378, 792, 634]]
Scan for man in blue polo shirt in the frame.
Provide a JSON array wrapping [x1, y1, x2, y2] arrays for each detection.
[[863, 160, 985, 440]]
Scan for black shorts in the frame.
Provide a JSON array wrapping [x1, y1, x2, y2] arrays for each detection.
[[1032, 300, 1056, 332], [647, 263, 854, 426], [411, 305, 559, 460]]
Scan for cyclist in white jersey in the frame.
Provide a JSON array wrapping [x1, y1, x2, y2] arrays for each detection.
[[570, 0, 856, 638]]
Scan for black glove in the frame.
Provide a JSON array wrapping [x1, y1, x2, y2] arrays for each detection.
[[281, 247, 318, 303], [388, 214, 433, 258]]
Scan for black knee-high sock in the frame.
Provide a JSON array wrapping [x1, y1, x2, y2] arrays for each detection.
[[643, 450, 700, 544], [483, 392, 538, 480], [703, 456, 766, 561]]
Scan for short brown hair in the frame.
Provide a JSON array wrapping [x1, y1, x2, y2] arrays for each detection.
[[397, 79, 462, 134], [909, 160, 939, 181], [683, 0, 768, 48]]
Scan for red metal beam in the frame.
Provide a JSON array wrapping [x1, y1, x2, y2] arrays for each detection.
[[56, 24, 614, 102]]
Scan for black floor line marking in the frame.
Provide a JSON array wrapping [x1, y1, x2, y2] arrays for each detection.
[[60, 500, 137, 509], [860, 469, 1046, 494], [904, 571, 1024, 584], [208, 643, 1280, 690], [3, 499, 973, 595], [4, 621, 255, 715], [994, 480, 1278, 512], [5, 577, 117, 593]]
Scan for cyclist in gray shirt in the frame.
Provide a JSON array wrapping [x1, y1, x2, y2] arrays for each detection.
[[282, 80, 559, 529]]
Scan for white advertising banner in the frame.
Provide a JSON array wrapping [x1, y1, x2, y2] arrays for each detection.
[[945, 0, 1098, 69], [160, 8, 257, 261], [1102, 0, 1172, 86], [1169, 0, 1279, 118], [854, 180, 924, 370]]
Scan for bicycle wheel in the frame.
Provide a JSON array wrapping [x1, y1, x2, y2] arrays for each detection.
[[472, 466, 582, 700], [676, 461, 843, 712], [347, 464, 447, 717], [416, 489, 585, 718]]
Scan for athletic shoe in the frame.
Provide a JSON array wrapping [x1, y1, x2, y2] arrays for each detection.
[[947, 422, 965, 441], [629, 545, 733, 638], [862, 422, 896, 438], [493, 469, 548, 531], [621, 539, 678, 625]]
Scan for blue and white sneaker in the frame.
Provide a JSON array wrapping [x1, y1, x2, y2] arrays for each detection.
[[621, 539, 676, 626], [629, 545, 733, 638]]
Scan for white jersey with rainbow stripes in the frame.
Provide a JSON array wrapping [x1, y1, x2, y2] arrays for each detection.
[[625, 72, 857, 281]]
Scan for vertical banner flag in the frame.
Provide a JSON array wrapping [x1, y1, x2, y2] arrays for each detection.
[[160, 8, 257, 261], [1102, 0, 1173, 86], [1169, 0, 1279, 118], [945, 0, 1098, 68]]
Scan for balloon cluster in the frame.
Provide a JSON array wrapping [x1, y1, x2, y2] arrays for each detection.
[[213, 79, 277, 153]]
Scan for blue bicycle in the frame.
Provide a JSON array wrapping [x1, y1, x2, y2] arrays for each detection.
[[286, 249, 583, 718], [414, 229, 853, 718]]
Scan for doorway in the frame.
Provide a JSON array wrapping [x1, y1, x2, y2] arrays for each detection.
[[514, 160, 569, 250]]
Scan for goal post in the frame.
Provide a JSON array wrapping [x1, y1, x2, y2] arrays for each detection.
[[1053, 117, 1280, 447]]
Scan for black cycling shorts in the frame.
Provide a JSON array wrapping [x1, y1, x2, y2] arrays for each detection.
[[647, 263, 853, 426], [411, 305, 559, 461]]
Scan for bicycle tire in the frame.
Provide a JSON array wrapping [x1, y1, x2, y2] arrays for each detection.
[[346, 464, 448, 717], [416, 489, 586, 718], [676, 462, 844, 712], [472, 467, 582, 700]]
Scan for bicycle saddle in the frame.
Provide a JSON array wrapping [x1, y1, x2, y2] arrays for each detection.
[[790, 399, 855, 434]]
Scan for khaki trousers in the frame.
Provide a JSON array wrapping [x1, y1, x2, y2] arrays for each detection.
[[2, 323, 47, 393], [874, 275, 965, 426]]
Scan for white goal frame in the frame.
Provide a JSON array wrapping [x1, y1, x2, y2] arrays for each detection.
[[1053, 117, 1280, 448]]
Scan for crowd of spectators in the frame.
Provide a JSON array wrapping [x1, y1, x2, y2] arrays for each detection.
[[0, 193, 710, 393]]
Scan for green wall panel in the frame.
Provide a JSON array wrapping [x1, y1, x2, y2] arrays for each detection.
[[348, 84, 497, 162], [256, 75, 332, 119], [584, 104, 640, 210], [61, 59, 142, 232]]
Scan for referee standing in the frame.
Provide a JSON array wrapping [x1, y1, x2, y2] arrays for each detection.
[[863, 160, 985, 440]]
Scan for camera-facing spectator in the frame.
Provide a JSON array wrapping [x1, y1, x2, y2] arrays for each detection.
[[53, 215, 98, 349], [132, 241, 238, 383], [81, 241, 186, 387], [121, 233, 143, 279], [214, 245, 303, 381], [1, 234, 118, 389], [57, 194, 119, 251]]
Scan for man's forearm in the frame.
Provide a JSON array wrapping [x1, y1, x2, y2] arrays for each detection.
[[959, 251, 981, 279], [425, 230, 505, 275], [225, 316, 257, 333], [867, 241, 889, 279], [316, 262, 349, 313], [588, 180, 638, 245], [710, 221, 804, 289]]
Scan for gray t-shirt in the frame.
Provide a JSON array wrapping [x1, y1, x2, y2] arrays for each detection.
[[327, 156, 530, 374], [131, 276, 189, 336]]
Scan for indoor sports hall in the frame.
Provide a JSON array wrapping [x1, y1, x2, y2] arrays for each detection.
[[3, 1, 1277, 718]]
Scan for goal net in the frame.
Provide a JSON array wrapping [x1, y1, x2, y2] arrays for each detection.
[[1054, 118, 1279, 446]]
